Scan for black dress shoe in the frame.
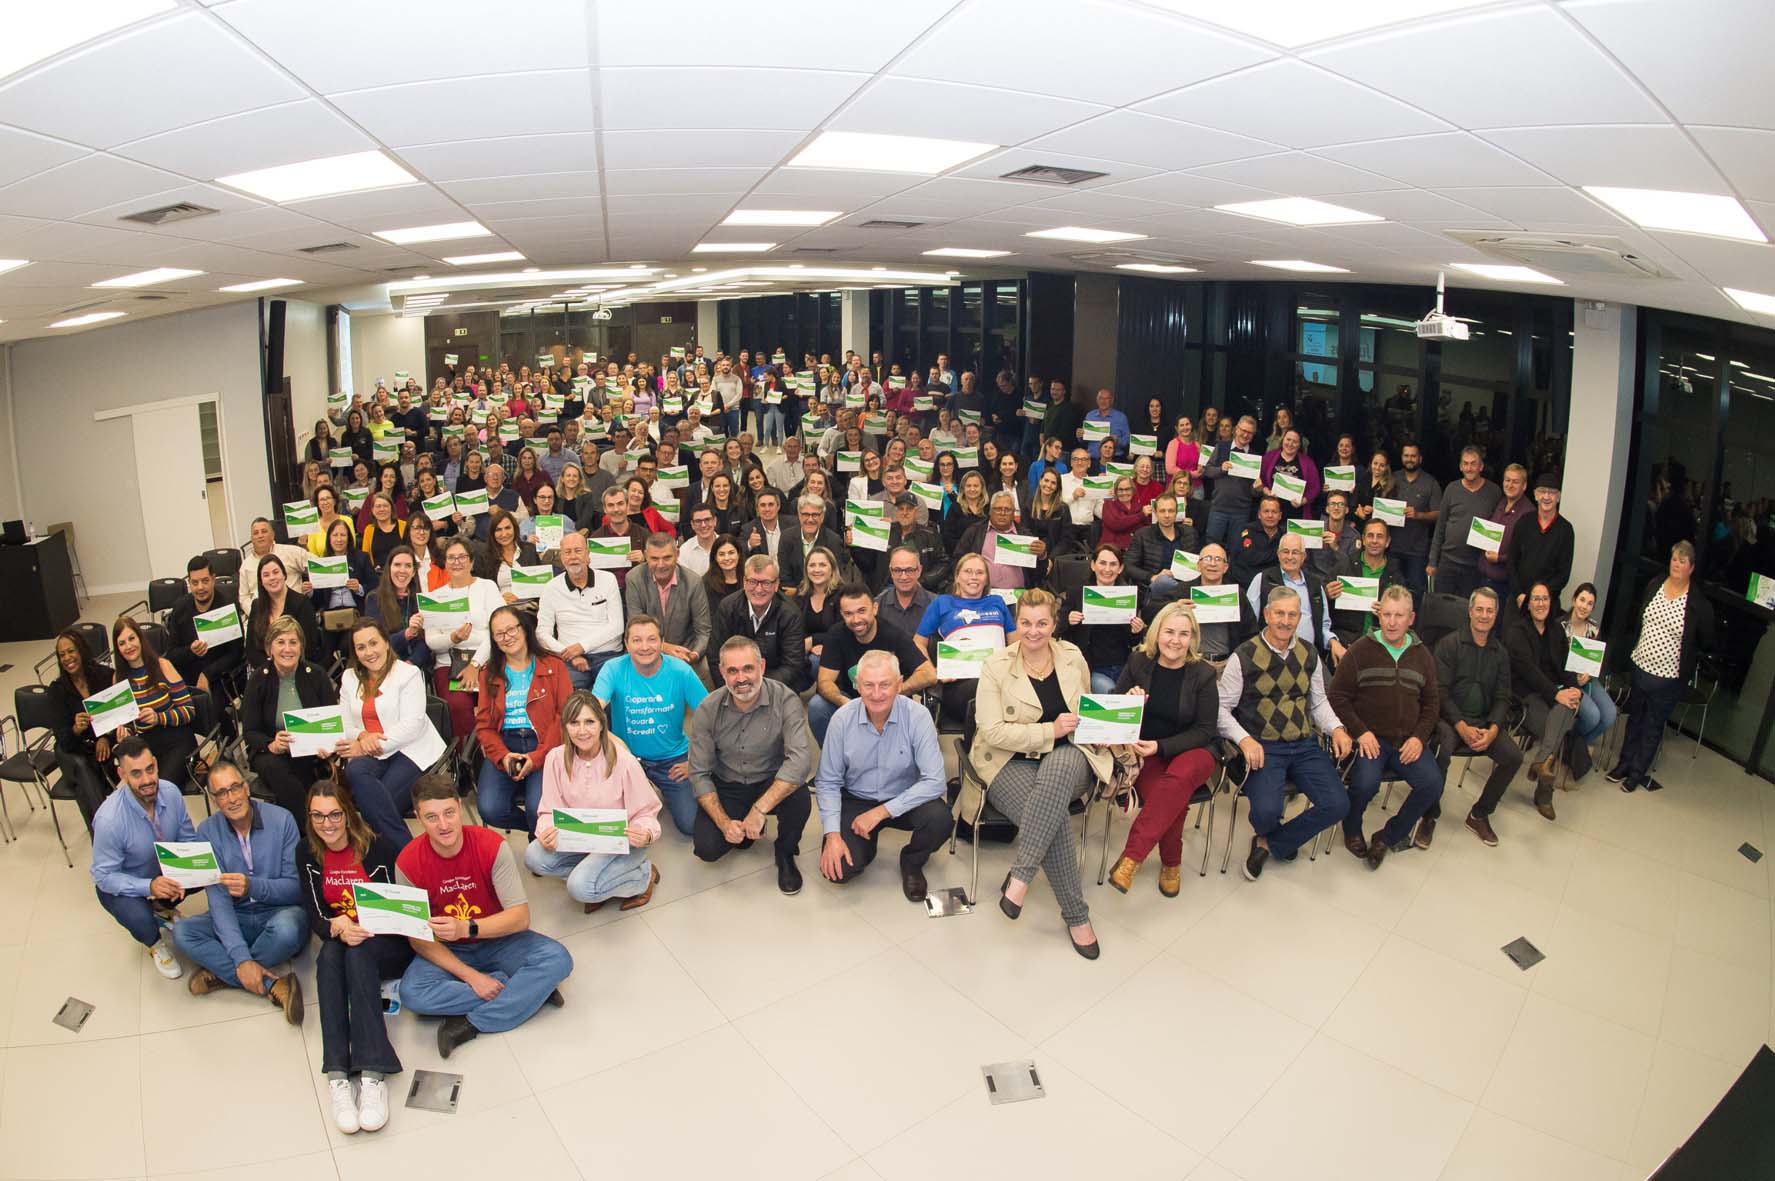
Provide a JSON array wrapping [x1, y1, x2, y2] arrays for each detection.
[[1643, 776, 1665, 792], [1605, 764, 1630, 784], [438, 1015, 479, 1059], [776, 854, 803, 896], [1242, 837, 1269, 882], [901, 866, 928, 903], [1364, 834, 1389, 871], [544, 988, 566, 1009], [998, 872, 1022, 920], [1070, 930, 1101, 960]]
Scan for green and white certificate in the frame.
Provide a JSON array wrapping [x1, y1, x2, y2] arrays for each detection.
[[352, 883, 434, 940], [155, 841, 221, 889], [1082, 584, 1137, 624], [1076, 694, 1145, 744], [283, 705, 344, 758]]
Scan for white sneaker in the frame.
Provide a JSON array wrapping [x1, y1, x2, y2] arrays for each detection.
[[329, 1077, 360, 1134], [356, 1076, 389, 1132], [148, 938, 182, 980]]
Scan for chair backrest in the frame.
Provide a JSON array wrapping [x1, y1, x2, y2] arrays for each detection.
[[188, 687, 216, 732], [1047, 551, 1092, 600], [72, 621, 110, 665], [138, 621, 172, 656], [1417, 592, 1469, 648], [962, 695, 977, 746], [148, 578, 185, 615], [213, 576, 238, 605], [425, 695, 451, 742], [202, 548, 242, 580], [15, 684, 57, 736]]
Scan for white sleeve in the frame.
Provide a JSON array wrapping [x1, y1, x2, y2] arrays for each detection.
[[378, 664, 430, 754], [339, 670, 365, 735]]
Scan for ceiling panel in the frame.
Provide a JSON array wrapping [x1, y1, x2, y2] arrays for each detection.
[[330, 71, 595, 147], [1437, 185, 1627, 225], [1642, 232, 1775, 290], [0, 12, 303, 149], [1684, 127, 1775, 204], [113, 100, 372, 178], [1095, 171, 1279, 209], [467, 196, 602, 223], [1479, 124, 1725, 191], [749, 169, 921, 204], [600, 67, 868, 132], [831, 77, 1107, 144], [216, 0, 590, 93], [601, 128, 803, 171], [440, 172, 601, 205], [0, 153, 187, 219], [1317, 187, 1505, 223], [597, 0, 951, 69], [285, 183, 464, 228], [1194, 152, 1394, 196], [950, 149, 1159, 191], [1137, 60, 1451, 149], [890, 0, 1274, 106], [601, 168, 768, 197], [0, 126, 88, 190], [1308, 5, 1664, 128], [1565, 0, 1775, 127], [393, 133, 601, 183], [1016, 111, 1277, 171], [71, 182, 263, 229], [1315, 132, 1556, 188], [11, 219, 196, 265]]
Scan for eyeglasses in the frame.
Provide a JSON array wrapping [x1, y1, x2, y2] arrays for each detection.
[[492, 627, 523, 642], [208, 783, 248, 801], [889, 566, 919, 576], [744, 577, 778, 588], [309, 810, 346, 825]]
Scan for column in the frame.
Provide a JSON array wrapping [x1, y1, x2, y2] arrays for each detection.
[[1564, 300, 1637, 604], [840, 290, 870, 360]]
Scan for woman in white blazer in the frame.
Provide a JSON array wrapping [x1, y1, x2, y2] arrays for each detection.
[[339, 617, 447, 850], [421, 536, 506, 740]]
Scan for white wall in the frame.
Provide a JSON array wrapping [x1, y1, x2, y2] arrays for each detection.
[[1564, 300, 1638, 607], [281, 298, 329, 455], [10, 301, 266, 592], [0, 347, 20, 522], [696, 300, 719, 356], [350, 312, 425, 397]]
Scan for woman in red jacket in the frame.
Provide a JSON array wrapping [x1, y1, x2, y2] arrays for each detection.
[[474, 605, 573, 837], [1100, 475, 1145, 551]]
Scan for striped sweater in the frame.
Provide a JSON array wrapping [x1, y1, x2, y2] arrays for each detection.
[[126, 665, 196, 729]]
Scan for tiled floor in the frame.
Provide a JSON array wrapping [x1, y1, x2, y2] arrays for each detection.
[[0, 593, 1770, 1179]]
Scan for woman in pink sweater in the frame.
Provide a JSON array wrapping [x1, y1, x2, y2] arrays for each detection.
[[523, 691, 663, 912]]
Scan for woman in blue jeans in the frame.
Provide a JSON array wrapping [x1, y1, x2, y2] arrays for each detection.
[[339, 619, 448, 850], [474, 606, 572, 838], [1564, 583, 1619, 749], [1610, 543, 1714, 793]]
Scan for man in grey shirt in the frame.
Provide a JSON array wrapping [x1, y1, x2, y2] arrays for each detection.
[[710, 359, 745, 435], [1427, 445, 1501, 600], [1203, 415, 1260, 548], [1390, 442, 1441, 607], [876, 544, 936, 636], [687, 636, 813, 895]]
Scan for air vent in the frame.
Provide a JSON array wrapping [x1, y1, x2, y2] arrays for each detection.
[[55, 298, 113, 315], [1000, 164, 1108, 186], [793, 247, 840, 254], [134, 294, 170, 301], [298, 241, 358, 255], [860, 219, 925, 230], [1446, 231, 1669, 280], [383, 264, 428, 273], [118, 202, 217, 227]]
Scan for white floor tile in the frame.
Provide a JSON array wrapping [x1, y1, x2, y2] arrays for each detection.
[[866, 1057, 1198, 1181], [1393, 859, 1560, 984], [1658, 946, 1771, 1066], [819, 1161, 883, 1181], [333, 1096, 578, 1180], [1212, 1035, 1471, 1181], [0, 1037, 144, 1179], [1322, 936, 1526, 1101], [1043, 952, 1312, 1155], [539, 1025, 852, 1179], [1673, 871, 1770, 974], [1437, 1108, 1623, 1181], [1626, 1039, 1750, 1173], [6, 932, 144, 1046], [1561, 835, 1683, 939], [1530, 907, 1672, 1036], [149, 1150, 340, 1181], [1481, 993, 1655, 1160]]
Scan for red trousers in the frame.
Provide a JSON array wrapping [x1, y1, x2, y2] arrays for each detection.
[[1120, 747, 1217, 867], [432, 666, 476, 740]]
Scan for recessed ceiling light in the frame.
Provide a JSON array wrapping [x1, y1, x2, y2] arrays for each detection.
[[1142, 0, 1492, 49], [1725, 287, 1775, 317], [0, 2, 176, 83], [373, 221, 492, 245], [1251, 260, 1352, 273], [51, 311, 126, 328], [691, 242, 776, 253], [787, 131, 998, 176], [216, 150, 416, 203], [1216, 198, 1383, 227], [1026, 226, 1149, 244], [1447, 263, 1564, 286], [692, 267, 707, 273], [411, 275, 431, 281], [1116, 263, 1200, 274], [218, 278, 305, 293], [722, 209, 842, 227], [442, 251, 525, 266], [522, 266, 540, 273], [1583, 186, 1767, 243], [92, 266, 203, 288], [923, 247, 1013, 259], [0, 259, 30, 277]]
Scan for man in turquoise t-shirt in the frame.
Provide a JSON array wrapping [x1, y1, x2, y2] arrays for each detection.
[[593, 614, 708, 835]]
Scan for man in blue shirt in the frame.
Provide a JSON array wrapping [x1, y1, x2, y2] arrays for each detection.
[[172, 760, 308, 1022], [90, 737, 198, 980], [1080, 387, 1130, 455], [594, 613, 709, 835], [815, 650, 952, 901]]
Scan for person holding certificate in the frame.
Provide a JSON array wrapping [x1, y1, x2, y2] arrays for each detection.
[[1256, 429, 1321, 522], [915, 553, 1018, 725], [1217, 586, 1354, 882], [473, 607, 572, 838], [165, 554, 245, 696], [308, 518, 378, 661], [304, 486, 357, 559], [111, 616, 200, 784], [1106, 602, 1220, 897], [241, 617, 340, 816], [1061, 543, 1146, 693], [525, 691, 661, 910], [90, 738, 202, 979], [1561, 584, 1620, 764], [47, 628, 119, 831], [1245, 533, 1338, 661], [1506, 582, 1586, 809], [954, 491, 1048, 591], [967, 589, 1111, 959], [1328, 520, 1404, 651], [339, 619, 447, 850], [1202, 415, 1261, 548], [1426, 446, 1500, 600], [422, 538, 506, 739]]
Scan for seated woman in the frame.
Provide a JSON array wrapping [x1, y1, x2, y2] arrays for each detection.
[[111, 615, 199, 781], [1562, 582, 1618, 771], [474, 606, 572, 837], [1506, 581, 1581, 820], [358, 492, 406, 572], [46, 627, 118, 831], [702, 534, 743, 612], [370, 546, 429, 671], [403, 514, 445, 589], [480, 507, 540, 604], [309, 518, 378, 661], [1060, 543, 1146, 694], [355, 464, 407, 533], [241, 616, 339, 816], [523, 482, 575, 565], [915, 553, 1017, 725], [525, 691, 662, 911], [306, 485, 356, 559], [1099, 475, 1145, 551], [296, 779, 411, 1135], [1106, 601, 1219, 896], [968, 589, 1111, 959], [796, 545, 842, 675], [246, 553, 321, 672], [421, 538, 505, 739], [338, 617, 447, 850]]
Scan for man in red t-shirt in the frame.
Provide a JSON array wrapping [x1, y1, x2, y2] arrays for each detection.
[[395, 775, 573, 1058]]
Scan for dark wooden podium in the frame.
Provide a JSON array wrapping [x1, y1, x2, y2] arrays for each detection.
[[0, 532, 79, 642]]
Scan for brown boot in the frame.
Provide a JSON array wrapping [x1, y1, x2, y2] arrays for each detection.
[[582, 900, 605, 914], [1526, 755, 1557, 783], [1157, 864, 1182, 898], [620, 864, 660, 911], [1108, 856, 1139, 894], [268, 973, 304, 1026], [1536, 800, 1557, 822], [187, 968, 224, 997]]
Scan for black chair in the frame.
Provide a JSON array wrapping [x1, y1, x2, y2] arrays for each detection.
[[148, 578, 185, 619], [2, 684, 84, 864], [202, 548, 242, 580], [72, 621, 111, 666], [1092, 747, 1221, 881], [1416, 592, 1468, 648], [181, 688, 223, 811], [138, 621, 172, 658], [1047, 551, 1092, 600], [213, 576, 238, 605], [1217, 733, 1341, 873]]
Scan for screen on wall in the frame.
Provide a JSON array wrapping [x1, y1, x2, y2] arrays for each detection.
[[335, 307, 354, 398]]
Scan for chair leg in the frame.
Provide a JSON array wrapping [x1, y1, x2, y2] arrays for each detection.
[[1096, 796, 1117, 885], [1693, 703, 1708, 757], [1221, 791, 1243, 875], [1198, 791, 1217, 877], [969, 824, 980, 907], [45, 795, 72, 868]]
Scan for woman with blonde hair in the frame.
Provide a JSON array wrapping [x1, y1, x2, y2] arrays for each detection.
[[525, 691, 662, 911], [965, 588, 1109, 958], [1105, 601, 1220, 895]]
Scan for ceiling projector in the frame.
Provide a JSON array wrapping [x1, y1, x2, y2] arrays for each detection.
[[1417, 272, 1471, 341]]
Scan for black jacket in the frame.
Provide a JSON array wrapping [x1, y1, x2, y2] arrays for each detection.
[[48, 666, 117, 760], [1634, 576, 1716, 684], [307, 548, 379, 615], [241, 659, 339, 761], [1503, 612, 1573, 705], [1433, 624, 1512, 728], [1114, 650, 1221, 759], [246, 593, 321, 672], [1503, 512, 1575, 605], [776, 526, 850, 588], [1124, 522, 1199, 587], [1061, 581, 1144, 671], [710, 590, 808, 688], [296, 832, 412, 944], [1329, 551, 1405, 647], [165, 591, 245, 687], [887, 522, 949, 592]]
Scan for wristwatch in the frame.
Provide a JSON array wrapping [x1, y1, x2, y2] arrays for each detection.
[[467, 919, 479, 939]]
